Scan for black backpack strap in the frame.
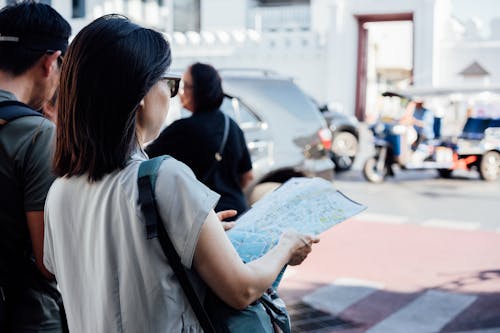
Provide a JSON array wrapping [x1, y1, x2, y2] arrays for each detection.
[[0, 101, 42, 125], [137, 156, 216, 333], [0, 101, 45, 195]]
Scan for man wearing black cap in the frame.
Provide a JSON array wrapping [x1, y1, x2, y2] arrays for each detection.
[[0, 2, 71, 332]]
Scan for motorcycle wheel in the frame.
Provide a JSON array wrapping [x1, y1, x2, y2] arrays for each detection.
[[479, 151, 500, 181], [437, 168, 453, 178], [363, 156, 387, 183]]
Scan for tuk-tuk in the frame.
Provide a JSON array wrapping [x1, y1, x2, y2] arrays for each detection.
[[363, 87, 500, 182]]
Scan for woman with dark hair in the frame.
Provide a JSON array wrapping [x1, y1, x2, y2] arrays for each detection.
[[147, 63, 253, 219], [43, 16, 318, 332]]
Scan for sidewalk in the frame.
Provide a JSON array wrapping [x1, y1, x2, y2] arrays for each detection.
[[278, 218, 500, 332]]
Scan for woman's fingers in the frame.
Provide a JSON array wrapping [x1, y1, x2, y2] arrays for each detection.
[[216, 209, 237, 221], [221, 221, 236, 231], [284, 232, 320, 266]]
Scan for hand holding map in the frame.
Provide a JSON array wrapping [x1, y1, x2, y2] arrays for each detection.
[[228, 177, 366, 266]]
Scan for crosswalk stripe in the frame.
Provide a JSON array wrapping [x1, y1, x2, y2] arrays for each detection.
[[334, 278, 384, 289], [302, 280, 380, 314], [422, 219, 480, 230], [366, 290, 477, 333], [452, 328, 500, 333]]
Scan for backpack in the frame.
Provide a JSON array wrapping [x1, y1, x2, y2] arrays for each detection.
[[0, 101, 68, 332], [0, 100, 43, 125]]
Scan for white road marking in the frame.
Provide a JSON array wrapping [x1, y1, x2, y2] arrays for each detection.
[[334, 277, 385, 289], [355, 213, 488, 231], [302, 279, 381, 315], [422, 219, 481, 231], [366, 290, 477, 333], [452, 328, 500, 333], [356, 212, 409, 224]]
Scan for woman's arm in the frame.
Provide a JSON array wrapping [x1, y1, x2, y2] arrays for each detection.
[[193, 210, 318, 310], [240, 170, 254, 189]]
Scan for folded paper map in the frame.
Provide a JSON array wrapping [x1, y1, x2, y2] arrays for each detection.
[[227, 177, 366, 287]]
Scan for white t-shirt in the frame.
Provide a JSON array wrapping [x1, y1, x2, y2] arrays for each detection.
[[43, 151, 220, 333]]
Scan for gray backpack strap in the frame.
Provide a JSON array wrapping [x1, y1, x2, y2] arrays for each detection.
[[215, 113, 230, 162]]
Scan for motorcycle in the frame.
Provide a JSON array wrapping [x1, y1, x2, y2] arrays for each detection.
[[362, 120, 469, 183]]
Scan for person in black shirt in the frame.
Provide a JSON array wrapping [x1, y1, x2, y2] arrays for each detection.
[[146, 63, 253, 218]]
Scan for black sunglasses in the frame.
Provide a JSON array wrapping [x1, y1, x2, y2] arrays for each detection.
[[161, 74, 181, 98]]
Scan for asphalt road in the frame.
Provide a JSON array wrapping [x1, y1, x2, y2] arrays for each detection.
[[279, 129, 500, 333], [335, 123, 500, 230], [279, 169, 500, 332], [333, 168, 500, 231]]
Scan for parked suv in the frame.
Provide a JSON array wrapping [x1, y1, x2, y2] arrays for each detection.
[[163, 69, 334, 203]]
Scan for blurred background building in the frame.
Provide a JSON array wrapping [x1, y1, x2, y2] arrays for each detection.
[[2, 0, 500, 121]]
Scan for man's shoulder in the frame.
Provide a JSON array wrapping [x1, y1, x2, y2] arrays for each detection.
[[8, 115, 54, 129], [3, 116, 55, 142], [1, 116, 55, 160]]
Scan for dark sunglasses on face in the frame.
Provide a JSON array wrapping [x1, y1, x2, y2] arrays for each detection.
[[161, 74, 181, 98]]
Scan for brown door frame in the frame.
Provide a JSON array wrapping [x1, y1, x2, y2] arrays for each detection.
[[354, 13, 414, 121]]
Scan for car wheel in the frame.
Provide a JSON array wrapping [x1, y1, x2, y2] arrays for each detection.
[[479, 151, 500, 181], [331, 131, 358, 171]]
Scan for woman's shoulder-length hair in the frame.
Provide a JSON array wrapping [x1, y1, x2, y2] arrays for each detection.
[[53, 15, 171, 181]]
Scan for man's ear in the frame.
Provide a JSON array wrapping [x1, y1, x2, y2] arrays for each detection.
[[41, 51, 61, 77]]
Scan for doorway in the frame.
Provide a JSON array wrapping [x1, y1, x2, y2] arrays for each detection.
[[355, 13, 414, 122]]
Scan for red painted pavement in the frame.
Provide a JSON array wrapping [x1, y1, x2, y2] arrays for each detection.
[[279, 218, 500, 299]]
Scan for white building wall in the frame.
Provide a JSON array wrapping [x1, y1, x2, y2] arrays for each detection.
[[322, 0, 444, 117], [170, 30, 328, 102], [4, 0, 500, 118], [169, 0, 447, 115], [21, 0, 174, 36], [439, 41, 500, 87], [201, 0, 247, 31]]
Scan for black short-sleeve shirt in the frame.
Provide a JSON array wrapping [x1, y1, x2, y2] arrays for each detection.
[[146, 109, 252, 217]]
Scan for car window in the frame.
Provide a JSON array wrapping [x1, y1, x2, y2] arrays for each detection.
[[237, 101, 259, 125], [224, 78, 323, 122], [220, 96, 260, 126], [219, 96, 237, 120], [266, 80, 321, 121]]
